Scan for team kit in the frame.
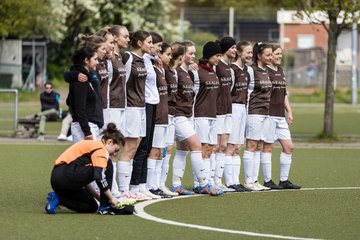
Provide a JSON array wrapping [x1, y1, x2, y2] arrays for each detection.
[[45, 25, 301, 215]]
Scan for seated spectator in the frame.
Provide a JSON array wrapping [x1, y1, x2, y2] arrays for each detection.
[[57, 110, 73, 142], [37, 82, 60, 141]]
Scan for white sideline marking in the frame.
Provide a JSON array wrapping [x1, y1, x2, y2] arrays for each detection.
[[135, 187, 359, 239]]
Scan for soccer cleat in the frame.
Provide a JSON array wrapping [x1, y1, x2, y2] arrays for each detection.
[[140, 189, 162, 199], [159, 186, 179, 196], [264, 180, 283, 190], [149, 189, 172, 198], [227, 184, 245, 192], [129, 191, 153, 201], [45, 192, 59, 214], [243, 183, 255, 191], [216, 183, 236, 192], [279, 180, 301, 189], [253, 181, 270, 191], [98, 205, 134, 215], [198, 184, 224, 196], [171, 185, 195, 195]]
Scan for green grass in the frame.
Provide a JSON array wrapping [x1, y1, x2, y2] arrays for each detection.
[[0, 144, 359, 240]]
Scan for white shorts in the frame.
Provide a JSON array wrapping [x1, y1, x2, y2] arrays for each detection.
[[265, 117, 291, 143], [165, 115, 175, 145], [124, 107, 146, 138], [228, 104, 246, 144], [152, 125, 168, 148], [194, 118, 217, 145], [71, 122, 101, 143], [245, 115, 272, 142], [216, 114, 232, 134], [174, 116, 196, 142], [103, 108, 126, 137]]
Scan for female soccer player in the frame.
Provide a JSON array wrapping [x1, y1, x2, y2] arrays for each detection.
[[261, 43, 301, 190], [45, 123, 130, 215], [242, 42, 273, 191], [225, 41, 253, 191]]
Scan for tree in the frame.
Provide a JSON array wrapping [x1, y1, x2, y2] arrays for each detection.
[[296, 0, 360, 138]]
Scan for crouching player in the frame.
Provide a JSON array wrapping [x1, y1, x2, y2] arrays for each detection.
[[45, 123, 134, 215]]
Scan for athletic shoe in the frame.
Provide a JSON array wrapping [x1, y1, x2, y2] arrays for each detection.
[[243, 183, 255, 191], [171, 185, 195, 195], [140, 189, 162, 199], [115, 196, 136, 206], [37, 134, 45, 141], [45, 192, 59, 214], [98, 205, 134, 215], [122, 191, 150, 202], [254, 181, 270, 191], [57, 134, 67, 141], [216, 183, 236, 192], [193, 186, 200, 194], [66, 135, 73, 142], [198, 184, 224, 196], [227, 184, 245, 192], [159, 186, 179, 196], [279, 180, 301, 189], [264, 180, 283, 190], [149, 189, 172, 198], [130, 191, 153, 201]]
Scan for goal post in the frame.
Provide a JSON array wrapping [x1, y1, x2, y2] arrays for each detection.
[[0, 89, 18, 136]]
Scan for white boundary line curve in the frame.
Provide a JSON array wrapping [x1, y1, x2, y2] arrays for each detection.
[[134, 187, 360, 240]]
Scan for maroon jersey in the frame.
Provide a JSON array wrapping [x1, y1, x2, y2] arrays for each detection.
[[123, 52, 147, 108], [194, 64, 219, 118], [215, 60, 232, 115], [247, 64, 272, 115], [164, 65, 178, 116], [267, 65, 286, 117], [97, 59, 109, 109], [107, 53, 126, 109], [230, 63, 249, 104], [154, 67, 168, 125], [173, 66, 194, 117]]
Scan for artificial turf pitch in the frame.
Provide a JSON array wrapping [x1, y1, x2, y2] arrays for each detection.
[[0, 143, 359, 240]]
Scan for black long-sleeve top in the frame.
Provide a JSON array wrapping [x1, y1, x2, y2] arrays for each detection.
[[64, 65, 104, 136]]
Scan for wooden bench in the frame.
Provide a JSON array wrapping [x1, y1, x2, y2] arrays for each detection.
[[16, 117, 40, 138]]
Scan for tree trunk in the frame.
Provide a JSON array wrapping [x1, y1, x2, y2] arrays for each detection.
[[323, 21, 339, 137]]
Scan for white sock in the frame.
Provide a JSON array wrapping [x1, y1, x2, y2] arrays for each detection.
[[203, 158, 211, 186], [192, 168, 199, 188], [214, 152, 225, 185], [224, 156, 233, 186], [261, 152, 272, 183], [252, 151, 261, 183], [130, 184, 140, 193], [172, 150, 187, 187], [155, 159, 163, 190], [111, 161, 120, 196], [117, 161, 131, 192], [232, 155, 241, 185], [209, 153, 216, 186], [190, 151, 207, 187], [160, 153, 171, 187], [146, 158, 157, 190], [280, 152, 292, 182], [243, 151, 254, 184]]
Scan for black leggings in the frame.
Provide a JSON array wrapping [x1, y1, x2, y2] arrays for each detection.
[[50, 159, 113, 213], [130, 103, 156, 186]]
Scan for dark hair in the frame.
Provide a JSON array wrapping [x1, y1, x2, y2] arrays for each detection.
[[235, 41, 252, 60], [72, 47, 97, 66], [160, 42, 171, 54], [269, 43, 281, 52], [169, 42, 185, 68], [110, 25, 128, 37], [96, 27, 113, 40], [150, 32, 163, 44], [252, 42, 272, 66], [78, 34, 105, 51], [129, 30, 151, 49], [44, 81, 53, 88], [101, 123, 125, 146]]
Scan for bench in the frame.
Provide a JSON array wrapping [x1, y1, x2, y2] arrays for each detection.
[[16, 117, 40, 138]]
